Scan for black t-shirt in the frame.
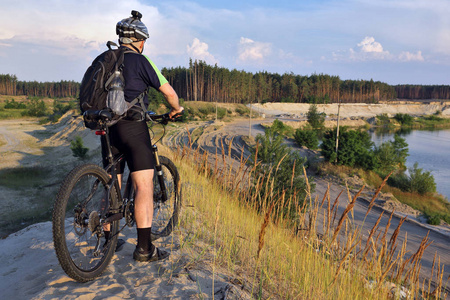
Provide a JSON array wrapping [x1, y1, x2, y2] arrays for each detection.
[[121, 47, 168, 106]]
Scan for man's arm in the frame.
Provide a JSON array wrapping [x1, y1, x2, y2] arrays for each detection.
[[159, 83, 184, 118]]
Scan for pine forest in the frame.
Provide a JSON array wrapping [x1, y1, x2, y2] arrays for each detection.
[[1, 60, 449, 103]]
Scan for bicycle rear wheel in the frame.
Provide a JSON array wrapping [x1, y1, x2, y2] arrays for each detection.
[[151, 156, 181, 240], [52, 164, 119, 282]]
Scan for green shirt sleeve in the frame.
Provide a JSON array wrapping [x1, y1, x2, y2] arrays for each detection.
[[143, 55, 168, 87]]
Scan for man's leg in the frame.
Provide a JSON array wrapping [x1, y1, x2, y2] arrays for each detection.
[[131, 169, 154, 228], [131, 168, 169, 261]]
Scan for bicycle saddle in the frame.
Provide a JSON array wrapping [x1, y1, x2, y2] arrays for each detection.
[[83, 109, 113, 122]]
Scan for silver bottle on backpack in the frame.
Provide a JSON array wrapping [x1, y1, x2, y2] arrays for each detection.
[[107, 71, 128, 116]]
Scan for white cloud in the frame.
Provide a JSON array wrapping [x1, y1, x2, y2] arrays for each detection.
[[398, 50, 424, 62], [0, 0, 447, 83], [330, 36, 426, 64], [357, 37, 384, 53], [0, 0, 154, 67], [237, 37, 271, 61], [186, 38, 218, 64], [0, 1, 193, 80], [349, 36, 391, 61]]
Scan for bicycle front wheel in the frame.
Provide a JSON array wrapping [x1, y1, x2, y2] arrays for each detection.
[[151, 156, 181, 240], [52, 164, 120, 282]]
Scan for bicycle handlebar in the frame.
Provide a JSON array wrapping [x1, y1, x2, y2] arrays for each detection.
[[146, 110, 184, 125], [83, 109, 184, 126]]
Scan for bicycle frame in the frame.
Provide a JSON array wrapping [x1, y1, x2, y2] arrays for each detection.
[[93, 114, 170, 232]]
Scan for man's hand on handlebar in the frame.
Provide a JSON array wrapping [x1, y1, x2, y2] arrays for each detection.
[[169, 106, 184, 120]]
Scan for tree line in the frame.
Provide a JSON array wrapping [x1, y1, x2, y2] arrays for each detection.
[[163, 60, 398, 104], [395, 84, 450, 100], [1, 61, 449, 102], [0, 74, 79, 98]]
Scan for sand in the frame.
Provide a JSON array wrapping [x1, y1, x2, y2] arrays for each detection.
[[252, 102, 450, 119], [0, 221, 252, 299]]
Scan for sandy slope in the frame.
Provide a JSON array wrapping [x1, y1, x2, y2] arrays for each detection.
[[253, 102, 450, 118], [0, 222, 252, 299], [0, 113, 100, 237]]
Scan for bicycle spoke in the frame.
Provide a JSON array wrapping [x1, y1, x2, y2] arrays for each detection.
[[53, 164, 120, 281]]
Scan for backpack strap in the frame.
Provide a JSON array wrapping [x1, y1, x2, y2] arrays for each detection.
[[104, 47, 128, 89], [124, 89, 149, 121], [128, 89, 148, 111], [107, 41, 119, 50]]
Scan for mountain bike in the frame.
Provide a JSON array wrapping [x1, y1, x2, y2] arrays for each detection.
[[52, 110, 182, 282]]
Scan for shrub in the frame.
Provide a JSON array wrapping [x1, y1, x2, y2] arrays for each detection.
[[53, 100, 74, 115], [70, 136, 89, 160], [271, 119, 294, 137], [425, 114, 443, 122], [307, 104, 326, 129], [373, 134, 409, 173], [4, 99, 26, 109], [294, 128, 319, 150], [23, 98, 48, 117], [48, 100, 75, 122], [321, 127, 378, 170], [197, 104, 215, 116], [427, 214, 441, 225], [249, 126, 310, 212], [217, 107, 227, 119], [408, 162, 436, 195], [394, 113, 413, 126], [235, 105, 250, 116], [387, 171, 410, 191], [376, 113, 390, 126]]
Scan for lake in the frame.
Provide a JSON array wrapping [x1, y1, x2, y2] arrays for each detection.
[[369, 128, 450, 201]]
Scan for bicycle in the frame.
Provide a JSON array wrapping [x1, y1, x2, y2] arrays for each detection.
[[52, 109, 182, 282]]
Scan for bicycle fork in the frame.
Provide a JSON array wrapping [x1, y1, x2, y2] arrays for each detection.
[[153, 145, 168, 202]]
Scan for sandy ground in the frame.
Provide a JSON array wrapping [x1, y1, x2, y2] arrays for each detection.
[[0, 113, 101, 238], [0, 221, 253, 299], [252, 102, 450, 119]]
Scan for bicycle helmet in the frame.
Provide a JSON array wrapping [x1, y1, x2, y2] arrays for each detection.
[[116, 10, 149, 44]]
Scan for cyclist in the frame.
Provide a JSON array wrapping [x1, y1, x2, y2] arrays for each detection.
[[102, 11, 183, 262]]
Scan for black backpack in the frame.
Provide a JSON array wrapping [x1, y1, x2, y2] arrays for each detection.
[[79, 41, 146, 129]]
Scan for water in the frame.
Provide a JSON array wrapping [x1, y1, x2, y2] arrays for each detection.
[[369, 128, 450, 201]]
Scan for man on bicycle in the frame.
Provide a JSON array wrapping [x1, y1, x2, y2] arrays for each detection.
[[103, 11, 183, 262]]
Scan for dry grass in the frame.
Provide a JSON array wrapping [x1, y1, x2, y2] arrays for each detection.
[[162, 132, 448, 299]]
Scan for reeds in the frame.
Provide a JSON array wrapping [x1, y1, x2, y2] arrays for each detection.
[[165, 127, 448, 299]]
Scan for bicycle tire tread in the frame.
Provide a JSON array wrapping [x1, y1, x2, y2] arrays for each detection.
[[52, 164, 118, 282]]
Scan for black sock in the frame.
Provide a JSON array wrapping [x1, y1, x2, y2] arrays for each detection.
[[137, 227, 152, 253], [104, 230, 110, 241]]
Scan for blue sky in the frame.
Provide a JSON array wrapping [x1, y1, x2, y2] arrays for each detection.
[[0, 0, 449, 85]]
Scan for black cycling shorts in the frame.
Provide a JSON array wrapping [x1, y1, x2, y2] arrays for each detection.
[[101, 119, 154, 174]]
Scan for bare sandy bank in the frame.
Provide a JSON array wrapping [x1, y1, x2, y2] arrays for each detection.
[[252, 102, 450, 118]]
